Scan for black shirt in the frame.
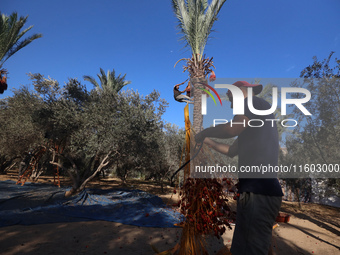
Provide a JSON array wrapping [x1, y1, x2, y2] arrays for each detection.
[[237, 96, 283, 196], [173, 86, 181, 99]]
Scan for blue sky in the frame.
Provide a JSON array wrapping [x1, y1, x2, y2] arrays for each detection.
[[1, 0, 339, 128]]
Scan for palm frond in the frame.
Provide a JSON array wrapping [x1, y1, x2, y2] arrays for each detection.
[[4, 33, 42, 63], [83, 75, 100, 89], [98, 68, 107, 89], [171, 0, 227, 58], [84, 68, 130, 94], [0, 12, 42, 67]]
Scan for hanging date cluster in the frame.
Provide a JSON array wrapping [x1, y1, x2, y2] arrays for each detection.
[[173, 178, 233, 239], [0, 69, 8, 94]]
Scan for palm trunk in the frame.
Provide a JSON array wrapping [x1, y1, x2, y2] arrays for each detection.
[[191, 76, 206, 134]]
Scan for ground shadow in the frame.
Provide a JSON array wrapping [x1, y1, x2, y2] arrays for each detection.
[[0, 221, 183, 255], [283, 222, 340, 250], [280, 206, 340, 237]]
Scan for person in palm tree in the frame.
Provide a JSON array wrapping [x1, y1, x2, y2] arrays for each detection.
[[173, 80, 193, 104]]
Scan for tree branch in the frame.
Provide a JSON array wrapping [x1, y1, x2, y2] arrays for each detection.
[[78, 151, 114, 191]]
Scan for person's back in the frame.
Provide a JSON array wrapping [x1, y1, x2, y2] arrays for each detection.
[[195, 81, 283, 255], [231, 95, 283, 255], [237, 95, 283, 196], [173, 85, 182, 99]]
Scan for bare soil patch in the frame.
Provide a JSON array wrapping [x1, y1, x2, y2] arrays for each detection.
[[0, 172, 339, 254]]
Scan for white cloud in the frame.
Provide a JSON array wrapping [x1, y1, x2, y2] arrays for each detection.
[[286, 65, 296, 72]]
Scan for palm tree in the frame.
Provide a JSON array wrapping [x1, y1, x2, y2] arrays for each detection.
[[171, 2, 227, 254], [172, 0, 227, 133], [0, 12, 42, 94], [0, 12, 42, 68], [83, 68, 131, 94]]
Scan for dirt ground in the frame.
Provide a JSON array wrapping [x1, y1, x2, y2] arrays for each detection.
[[0, 173, 339, 255]]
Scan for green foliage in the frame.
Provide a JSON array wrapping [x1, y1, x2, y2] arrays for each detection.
[[0, 12, 42, 68], [282, 52, 340, 196], [0, 85, 45, 173], [172, 1, 227, 132], [83, 68, 131, 94], [300, 51, 340, 79], [171, 0, 227, 57], [288, 52, 340, 166], [0, 72, 184, 194], [147, 123, 185, 189], [0, 86, 45, 156]]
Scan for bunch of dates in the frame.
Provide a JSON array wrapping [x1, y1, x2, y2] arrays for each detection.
[[173, 178, 236, 239]]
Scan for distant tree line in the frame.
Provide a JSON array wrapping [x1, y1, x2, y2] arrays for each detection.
[[0, 70, 185, 196], [281, 52, 340, 205]]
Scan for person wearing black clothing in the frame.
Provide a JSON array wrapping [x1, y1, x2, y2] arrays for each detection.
[[173, 80, 193, 104], [195, 80, 283, 255]]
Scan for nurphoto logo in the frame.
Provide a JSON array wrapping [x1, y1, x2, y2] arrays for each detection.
[[201, 82, 312, 128], [202, 84, 311, 116]]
